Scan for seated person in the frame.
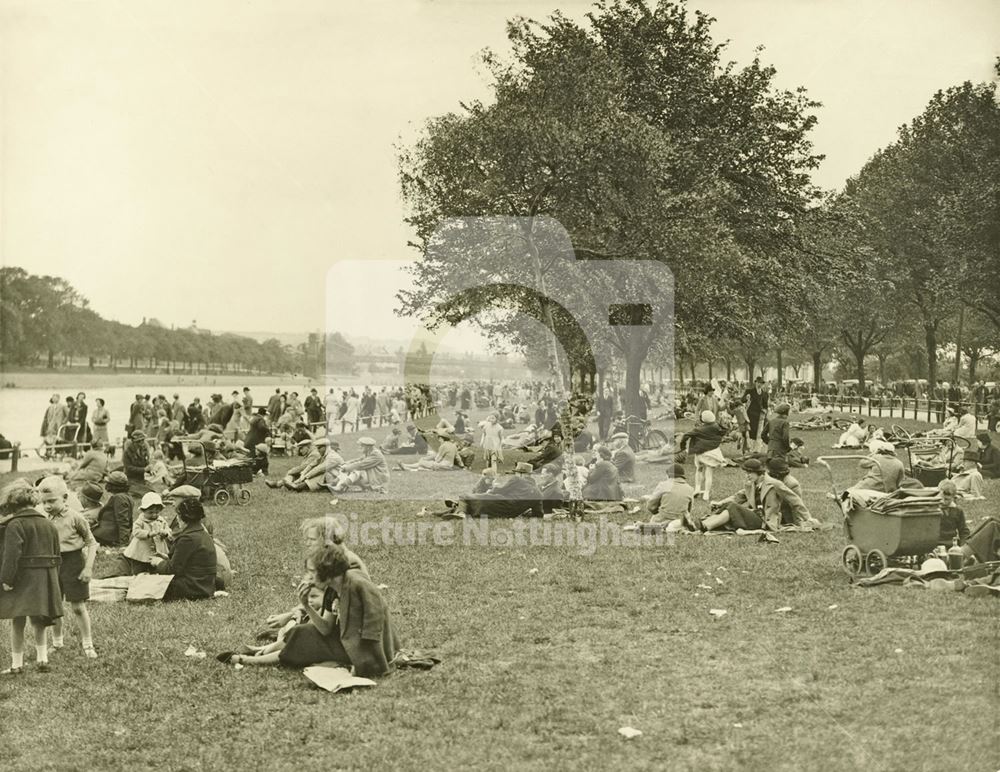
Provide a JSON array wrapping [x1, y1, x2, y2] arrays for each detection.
[[147, 450, 174, 488], [786, 437, 809, 468], [399, 433, 463, 471], [976, 432, 1000, 479], [460, 462, 543, 518], [91, 471, 134, 548], [634, 439, 683, 465], [227, 543, 399, 677], [148, 499, 217, 601], [951, 450, 986, 501], [115, 492, 172, 575], [67, 441, 109, 486], [78, 482, 104, 526], [329, 437, 390, 493], [961, 513, 1000, 565], [765, 458, 819, 529], [538, 463, 566, 514], [701, 458, 807, 539], [382, 425, 427, 456], [610, 433, 637, 483], [526, 428, 564, 471], [123, 430, 151, 483], [581, 447, 623, 502], [851, 446, 905, 493], [641, 463, 695, 530], [834, 419, 870, 448], [937, 480, 970, 546], [380, 427, 403, 453]]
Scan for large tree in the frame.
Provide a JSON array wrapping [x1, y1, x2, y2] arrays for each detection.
[[397, 0, 823, 412]]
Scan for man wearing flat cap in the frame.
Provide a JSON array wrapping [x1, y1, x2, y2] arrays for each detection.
[[329, 437, 390, 493]]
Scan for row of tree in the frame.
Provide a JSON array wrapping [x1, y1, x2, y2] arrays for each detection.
[[0, 267, 356, 376], [397, 0, 999, 409]]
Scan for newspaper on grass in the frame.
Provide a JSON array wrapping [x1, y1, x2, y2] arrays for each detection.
[[303, 663, 377, 694]]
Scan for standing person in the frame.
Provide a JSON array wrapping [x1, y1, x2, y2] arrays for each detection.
[[91, 398, 110, 448], [185, 398, 205, 435], [171, 394, 186, 425], [480, 414, 504, 469], [68, 393, 90, 444], [679, 411, 726, 501], [37, 477, 98, 659], [596, 385, 615, 442], [305, 389, 323, 428], [0, 480, 63, 675], [695, 384, 718, 421], [40, 394, 68, 444], [341, 391, 360, 434], [242, 387, 254, 413], [743, 377, 770, 452], [127, 394, 145, 435], [267, 388, 284, 424], [245, 408, 271, 475], [765, 403, 792, 459]]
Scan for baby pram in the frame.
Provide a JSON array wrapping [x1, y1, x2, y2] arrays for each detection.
[[817, 455, 942, 578], [890, 427, 968, 487], [173, 440, 254, 506]]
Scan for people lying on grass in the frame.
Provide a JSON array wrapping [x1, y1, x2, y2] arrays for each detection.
[[148, 499, 217, 601], [910, 440, 965, 472], [37, 476, 98, 660], [633, 463, 695, 532], [834, 419, 871, 449], [937, 480, 971, 547], [329, 437, 390, 494], [260, 517, 371, 636], [950, 451, 986, 501], [66, 440, 109, 487], [634, 434, 682, 465], [526, 426, 565, 471], [581, 447, 624, 502], [398, 431, 464, 472], [0, 479, 62, 675], [698, 458, 807, 539], [764, 458, 822, 530], [501, 423, 543, 450], [976, 433, 1000, 479], [91, 471, 134, 548], [679, 411, 726, 501], [786, 437, 809, 468], [225, 543, 400, 675], [459, 462, 544, 518], [960, 513, 1000, 565]]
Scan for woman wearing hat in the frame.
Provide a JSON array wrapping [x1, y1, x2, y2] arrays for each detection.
[[149, 499, 217, 601], [91, 472, 134, 548], [679, 412, 726, 501], [702, 458, 806, 537]]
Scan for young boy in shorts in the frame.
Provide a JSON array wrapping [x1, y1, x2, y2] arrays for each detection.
[[37, 476, 98, 658]]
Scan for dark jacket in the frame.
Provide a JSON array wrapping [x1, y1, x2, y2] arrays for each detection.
[[979, 442, 1000, 479], [0, 509, 63, 621], [582, 460, 623, 501], [462, 475, 543, 518], [335, 569, 400, 678], [123, 441, 150, 482], [92, 492, 134, 547], [681, 422, 725, 455], [156, 522, 217, 601], [766, 415, 791, 456]]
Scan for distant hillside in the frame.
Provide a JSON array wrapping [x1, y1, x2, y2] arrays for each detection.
[[221, 331, 311, 348]]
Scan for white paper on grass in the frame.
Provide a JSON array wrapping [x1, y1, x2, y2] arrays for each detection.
[[618, 727, 643, 739], [304, 663, 376, 693]]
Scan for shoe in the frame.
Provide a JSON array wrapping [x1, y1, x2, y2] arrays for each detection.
[[264, 480, 280, 489], [0, 667, 23, 676], [441, 510, 466, 521], [328, 499, 340, 508], [759, 532, 780, 545], [83, 645, 98, 659], [416, 507, 429, 517], [36, 662, 51, 673], [683, 511, 703, 532], [215, 651, 235, 664], [50, 640, 65, 651]]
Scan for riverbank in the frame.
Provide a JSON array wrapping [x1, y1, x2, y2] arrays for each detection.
[[0, 369, 322, 390]]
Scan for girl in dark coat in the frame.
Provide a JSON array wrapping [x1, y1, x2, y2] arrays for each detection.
[[150, 499, 217, 601], [92, 472, 134, 548], [0, 480, 63, 674]]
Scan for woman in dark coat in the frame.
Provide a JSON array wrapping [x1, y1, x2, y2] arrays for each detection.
[[92, 471, 134, 548], [150, 499, 217, 601], [0, 480, 63, 674]]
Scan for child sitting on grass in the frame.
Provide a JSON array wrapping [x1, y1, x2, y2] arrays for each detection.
[[147, 450, 174, 487], [218, 585, 327, 664]]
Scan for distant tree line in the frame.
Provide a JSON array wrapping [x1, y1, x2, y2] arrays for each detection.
[[0, 267, 354, 376]]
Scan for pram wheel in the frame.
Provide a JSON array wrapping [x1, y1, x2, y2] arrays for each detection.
[[237, 488, 251, 506], [213, 488, 231, 506], [841, 545, 863, 576], [865, 549, 888, 575]]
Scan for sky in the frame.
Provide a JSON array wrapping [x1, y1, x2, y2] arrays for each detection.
[[2, 0, 998, 348]]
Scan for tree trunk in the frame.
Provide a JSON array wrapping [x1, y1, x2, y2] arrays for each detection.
[[744, 359, 756, 384], [924, 324, 938, 392], [877, 353, 887, 385], [678, 360, 684, 386], [725, 358, 732, 381], [707, 360, 713, 380], [688, 359, 696, 382], [775, 348, 783, 389], [953, 305, 965, 385], [47, 349, 55, 369], [967, 350, 981, 384], [812, 351, 822, 393]]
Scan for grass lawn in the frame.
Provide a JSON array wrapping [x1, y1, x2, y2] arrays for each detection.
[[0, 414, 996, 772]]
